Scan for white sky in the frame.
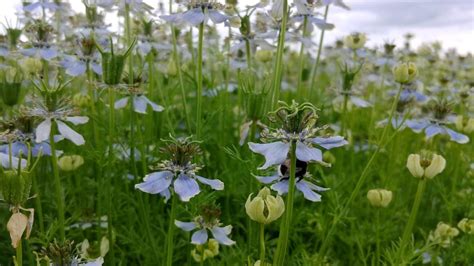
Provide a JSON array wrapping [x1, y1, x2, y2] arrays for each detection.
[[2, 0, 473, 53]]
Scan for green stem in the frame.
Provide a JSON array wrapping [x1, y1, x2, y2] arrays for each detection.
[[107, 86, 116, 262], [309, 6, 330, 98], [399, 179, 427, 258], [166, 193, 178, 266], [196, 22, 204, 138], [16, 239, 22, 265], [318, 84, 403, 258], [259, 223, 266, 265], [49, 122, 65, 242], [245, 38, 252, 70], [170, 25, 191, 133], [270, 0, 289, 108], [296, 16, 308, 97], [376, 209, 381, 266], [273, 140, 297, 265]]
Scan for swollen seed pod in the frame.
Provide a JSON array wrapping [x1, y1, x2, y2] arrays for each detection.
[[98, 39, 136, 85], [367, 189, 393, 208], [245, 187, 285, 224], [393, 62, 418, 84], [0, 170, 32, 206]]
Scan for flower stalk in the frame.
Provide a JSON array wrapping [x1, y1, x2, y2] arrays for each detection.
[[196, 22, 204, 139], [166, 193, 178, 266], [273, 140, 297, 265], [271, 0, 289, 108], [49, 123, 65, 242]]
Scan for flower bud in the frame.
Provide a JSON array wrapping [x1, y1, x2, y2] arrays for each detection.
[[0, 170, 32, 206], [367, 189, 393, 207], [393, 62, 418, 84], [323, 151, 336, 165], [7, 212, 29, 248], [255, 50, 273, 63], [245, 187, 285, 224], [344, 32, 367, 49], [166, 58, 178, 76], [406, 153, 445, 179], [457, 218, 474, 234], [58, 155, 84, 171]]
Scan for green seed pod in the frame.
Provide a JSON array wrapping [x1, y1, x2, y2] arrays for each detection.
[[1, 82, 22, 106], [0, 170, 32, 206], [98, 39, 136, 86], [240, 15, 251, 36]]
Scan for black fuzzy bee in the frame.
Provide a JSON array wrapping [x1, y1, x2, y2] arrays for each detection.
[[278, 159, 308, 181]]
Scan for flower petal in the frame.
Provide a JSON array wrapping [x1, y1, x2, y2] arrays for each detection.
[[114, 97, 129, 109], [208, 10, 228, 24], [271, 180, 289, 195], [445, 128, 469, 144], [56, 120, 85, 146], [174, 174, 200, 202], [295, 142, 323, 162], [311, 136, 348, 150], [255, 173, 280, 184], [65, 116, 89, 125], [210, 226, 235, 245], [135, 171, 173, 194], [143, 96, 164, 112], [181, 8, 205, 26], [174, 220, 197, 231], [191, 229, 208, 245], [425, 124, 444, 138], [296, 181, 322, 202], [195, 175, 224, 190], [36, 118, 52, 143], [248, 141, 289, 170], [133, 96, 148, 114]]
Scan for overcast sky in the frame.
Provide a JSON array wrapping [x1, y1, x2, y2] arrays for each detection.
[[1, 0, 473, 53]]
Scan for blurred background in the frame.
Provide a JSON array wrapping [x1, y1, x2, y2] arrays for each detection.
[[1, 0, 473, 53]]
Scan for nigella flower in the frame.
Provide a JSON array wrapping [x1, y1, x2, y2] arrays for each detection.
[[291, 0, 335, 32], [160, 0, 229, 26], [22, 20, 58, 61], [175, 205, 235, 245], [28, 80, 89, 146], [23, 0, 59, 13], [114, 74, 164, 114], [406, 100, 469, 144], [388, 83, 427, 103], [249, 101, 348, 170], [61, 36, 102, 77], [135, 137, 224, 202]]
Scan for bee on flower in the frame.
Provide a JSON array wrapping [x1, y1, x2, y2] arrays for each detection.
[[249, 101, 347, 201]]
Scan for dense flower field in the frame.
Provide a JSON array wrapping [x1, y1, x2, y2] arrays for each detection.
[[0, 0, 473, 265]]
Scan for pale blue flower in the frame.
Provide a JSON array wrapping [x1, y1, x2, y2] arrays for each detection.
[[175, 218, 235, 246], [135, 170, 224, 202], [406, 118, 469, 144], [114, 95, 164, 114]]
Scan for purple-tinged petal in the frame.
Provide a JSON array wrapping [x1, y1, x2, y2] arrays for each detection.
[[248, 141, 289, 170], [296, 181, 322, 202], [208, 10, 228, 24], [135, 171, 173, 194], [174, 174, 200, 202], [143, 96, 164, 112], [195, 175, 224, 190], [175, 220, 197, 231], [191, 229, 208, 245], [210, 226, 235, 245], [350, 96, 371, 108], [425, 124, 444, 138], [255, 173, 280, 184], [65, 116, 89, 125], [133, 96, 148, 114], [296, 142, 323, 162], [445, 127, 469, 144], [311, 136, 348, 149], [0, 153, 27, 169], [181, 9, 205, 26], [271, 180, 289, 195], [114, 97, 129, 109], [406, 119, 429, 133]]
